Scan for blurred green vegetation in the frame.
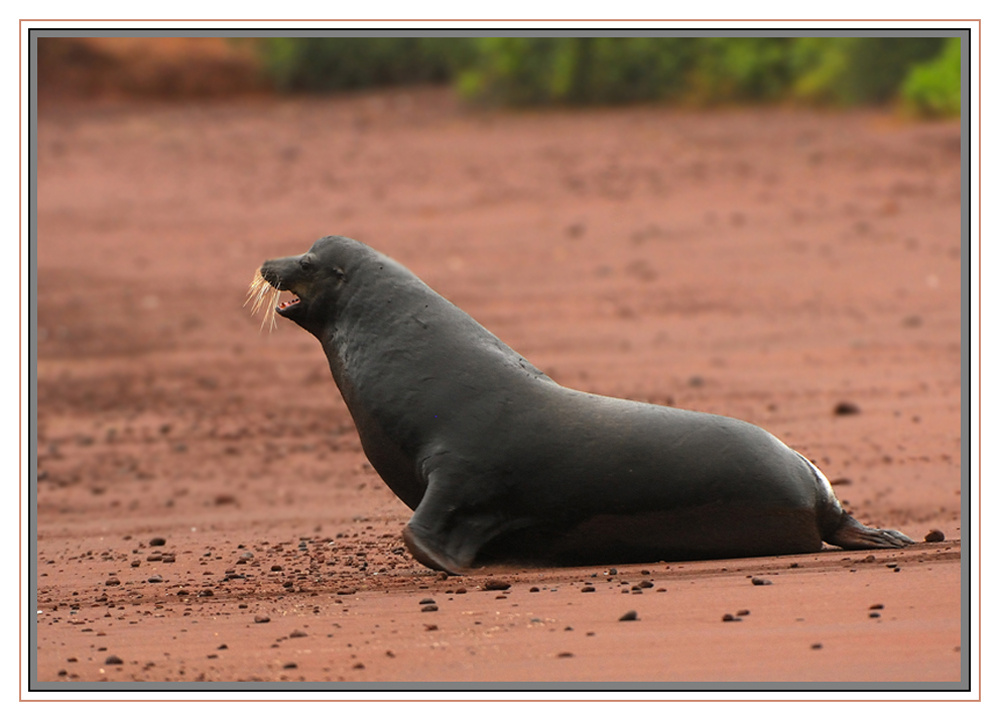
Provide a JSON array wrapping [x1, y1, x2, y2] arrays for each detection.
[[901, 37, 963, 117], [258, 37, 476, 91], [256, 36, 962, 116]]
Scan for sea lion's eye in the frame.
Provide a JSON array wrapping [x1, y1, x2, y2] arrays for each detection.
[[299, 256, 314, 271], [332, 266, 346, 281]]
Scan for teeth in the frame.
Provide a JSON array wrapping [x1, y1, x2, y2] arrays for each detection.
[[245, 269, 281, 332]]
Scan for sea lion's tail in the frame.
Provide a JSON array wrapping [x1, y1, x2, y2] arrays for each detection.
[[796, 452, 915, 550]]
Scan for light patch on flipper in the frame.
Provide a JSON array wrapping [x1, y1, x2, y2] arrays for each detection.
[[245, 268, 281, 332], [794, 451, 840, 507]]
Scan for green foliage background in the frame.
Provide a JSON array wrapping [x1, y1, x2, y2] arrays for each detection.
[[256, 36, 962, 117]]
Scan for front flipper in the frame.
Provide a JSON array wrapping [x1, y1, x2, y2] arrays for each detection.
[[402, 463, 523, 575]]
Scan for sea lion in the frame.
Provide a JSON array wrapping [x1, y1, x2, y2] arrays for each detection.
[[249, 235, 913, 574]]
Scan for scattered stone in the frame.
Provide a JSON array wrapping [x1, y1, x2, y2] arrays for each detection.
[[736, 609, 750, 616], [834, 401, 861, 416], [149, 537, 166, 547], [105, 578, 120, 586], [418, 598, 436, 605], [146, 575, 163, 583], [811, 643, 823, 650], [271, 565, 283, 572], [105, 655, 123, 665], [290, 629, 308, 638], [751, 577, 772, 586], [869, 603, 884, 610], [830, 478, 852, 486], [482, 580, 511, 591], [283, 662, 298, 670], [424, 624, 438, 631], [925, 529, 945, 543], [529, 587, 540, 593], [421, 604, 439, 612], [557, 652, 574, 658], [352, 662, 365, 670], [254, 615, 271, 624], [217, 644, 228, 650], [619, 610, 638, 622], [722, 614, 741, 622], [869, 612, 881, 618], [581, 586, 596, 593]]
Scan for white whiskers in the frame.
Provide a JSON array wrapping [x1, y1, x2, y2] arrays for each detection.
[[245, 268, 281, 332]]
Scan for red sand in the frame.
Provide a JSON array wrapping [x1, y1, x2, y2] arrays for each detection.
[[35, 86, 963, 688]]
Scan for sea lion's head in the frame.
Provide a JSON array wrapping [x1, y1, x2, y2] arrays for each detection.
[[247, 235, 367, 336]]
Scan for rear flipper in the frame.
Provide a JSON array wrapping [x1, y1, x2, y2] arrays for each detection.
[[825, 513, 914, 550]]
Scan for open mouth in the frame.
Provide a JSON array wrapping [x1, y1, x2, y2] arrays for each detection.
[[276, 296, 301, 315], [246, 268, 301, 331]]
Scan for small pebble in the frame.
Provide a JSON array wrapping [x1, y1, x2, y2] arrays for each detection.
[[581, 586, 596, 593], [556, 652, 574, 658], [925, 529, 945, 542], [283, 662, 298, 670], [421, 604, 438, 612], [736, 609, 750, 616], [254, 615, 271, 624], [424, 624, 438, 631], [722, 614, 741, 622], [529, 587, 540, 593], [290, 629, 307, 638], [105, 655, 123, 665], [146, 575, 163, 584], [869, 603, 884, 610], [619, 610, 638, 622], [751, 577, 772, 586], [834, 401, 861, 416], [869, 612, 881, 618], [811, 643, 823, 650], [482, 580, 511, 591], [418, 598, 436, 605]]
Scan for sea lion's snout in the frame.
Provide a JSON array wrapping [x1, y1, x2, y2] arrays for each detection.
[[246, 255, 309, 331]]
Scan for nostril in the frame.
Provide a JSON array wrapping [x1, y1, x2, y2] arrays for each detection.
[[260, 266, 281, 288]]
